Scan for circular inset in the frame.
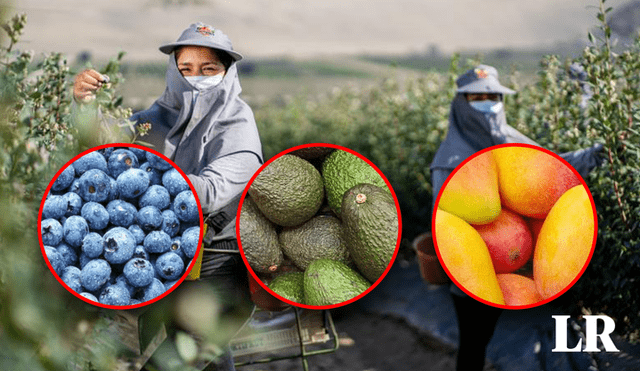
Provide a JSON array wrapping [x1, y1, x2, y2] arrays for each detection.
[[237, 143, 402, 309], [432, 144, 597, 309], [38, 143, 204, 309]]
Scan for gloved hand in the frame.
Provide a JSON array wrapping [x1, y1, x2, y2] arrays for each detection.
[[559, 143, 605, 180]]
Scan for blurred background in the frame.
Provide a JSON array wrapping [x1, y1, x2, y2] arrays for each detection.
[[6, 0, 637, 110]]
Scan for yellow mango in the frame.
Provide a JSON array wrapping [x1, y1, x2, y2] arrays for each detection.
[[437, 151, 501, 225], [435, 209, 505, 305], [492, 146, 581, 219], [533, 185, 595, 299]]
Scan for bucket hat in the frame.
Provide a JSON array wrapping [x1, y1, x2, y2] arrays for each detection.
[[456, 64, 515, 95], [159, 22, 243, 61]]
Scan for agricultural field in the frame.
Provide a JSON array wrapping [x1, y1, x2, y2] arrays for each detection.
[[1, 1, 639, 369]]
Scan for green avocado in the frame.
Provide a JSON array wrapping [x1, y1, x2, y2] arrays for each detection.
[[248, 154, 324, 227], [268, 272, 305, 304], [279, 214, 352, 271], [239, 196, 283, 274], [341, 183, 399, 283], [322, 150, 388, 215], [304, 259, 370, 306]]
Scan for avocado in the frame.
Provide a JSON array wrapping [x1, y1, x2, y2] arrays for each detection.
[[322, 150, 388, 215], [268, 272, 305, 304], [341, 183, 399, 283], [248, 154, 324, 227], [289, 146, 335, 168], [238, 196, 283, 274], [304, 259, 370, 306], [279, 214, 351, 271]]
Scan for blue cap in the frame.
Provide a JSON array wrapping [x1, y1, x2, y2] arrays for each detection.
[[159, 22, 243, 61], [456, 65, 515, 95]]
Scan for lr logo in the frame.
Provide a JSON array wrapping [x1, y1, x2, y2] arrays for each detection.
[[552, 315, 620, 352]]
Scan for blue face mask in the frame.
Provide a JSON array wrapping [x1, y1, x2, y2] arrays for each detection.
[[469, 100, 503, 114]]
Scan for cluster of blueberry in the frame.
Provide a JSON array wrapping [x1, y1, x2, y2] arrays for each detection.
[[40, 146, 201, 306]]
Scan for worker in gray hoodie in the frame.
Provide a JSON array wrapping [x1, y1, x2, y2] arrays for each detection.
[[430, 64, 603, 371], [74, 22, 262, 371]]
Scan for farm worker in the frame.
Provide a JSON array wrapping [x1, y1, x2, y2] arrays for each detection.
[[429, 64, 603, 371], [73, 22, 261, 371]]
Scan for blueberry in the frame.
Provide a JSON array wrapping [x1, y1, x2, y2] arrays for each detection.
[[181, 226, 200, 259], [128, 147, 148, 164], [132, 245, 149, 260], [142, 278, 166, 302], [117, 168, 150, 199], [82, 232, 104, 258], [41, 218, 63, 246], [143, 230, 171, 254], [114, 274, 137, 297], [140, 162, 163, 186], [81, 201, 110, 231], [106, 199, 137, 227], [137, 206, 163, 232], [162, 168, 189, 196], [107, 176, 119, 202], [69, 178, 81, 194], [44, 245, 65, 276], [163, 279, 180, 291], [62, 191, 83, 217], [61, 266, 83, 292], [78, 169, 111, 203], [73, 151, 109, 176], [169, 237, 186, 261], [99, 147, 114, 159], [102, 227, 136, 264], [108, 149, 139, 179], [80, 292, 98, 302], [128, 225, 146, 245], [139, 185, 171, 210], [155, 252, 185, 281], [173, 190, 199, 223], [63, 215, 89, 248], [123, 258, 155, 287], [52, 164, 75, 192], [43, 146, 207, 306], [56, 242, 78, 267], [99, 284, 131, 306], [81, 259, 112, 292], [146, 152, 172, 171], [78, 252, 92, 269], [42, 195, 67, 220], [161, 209, 180, 237]]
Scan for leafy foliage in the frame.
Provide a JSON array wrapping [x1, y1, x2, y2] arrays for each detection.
[[255, 0, 640, 340], [0, 13, 141, 370]]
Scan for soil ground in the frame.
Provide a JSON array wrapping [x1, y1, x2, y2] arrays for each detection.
[[235, 306, 496, 371]]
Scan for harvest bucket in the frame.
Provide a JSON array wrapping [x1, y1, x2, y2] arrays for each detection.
[[248, 272, 291, 312], [413, 232, 450, 285]]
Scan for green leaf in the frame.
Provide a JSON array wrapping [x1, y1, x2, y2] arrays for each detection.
[[175, 331, 199, 364]]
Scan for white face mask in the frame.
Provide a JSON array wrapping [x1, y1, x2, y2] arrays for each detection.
[[469, 100, 503, 114], [185, 73, 224, 91]]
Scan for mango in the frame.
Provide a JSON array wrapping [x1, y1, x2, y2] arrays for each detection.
[[533, 185, 595, 299], [473, 208, 533, 274], [497, 273, 543, 307], [437, 151, 501, 225], [435, 208, 505, 305], [526, 217, 545, 247], [493, 147, 581, 219]]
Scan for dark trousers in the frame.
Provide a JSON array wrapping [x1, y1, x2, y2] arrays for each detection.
[[452, 294, 503, 371]]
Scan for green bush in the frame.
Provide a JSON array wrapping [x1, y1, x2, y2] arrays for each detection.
[[254, 1, 639, 340]]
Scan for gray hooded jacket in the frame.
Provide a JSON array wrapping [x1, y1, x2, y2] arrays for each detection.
[[430, 94, 602, 212], [130, 55, 263, 245]]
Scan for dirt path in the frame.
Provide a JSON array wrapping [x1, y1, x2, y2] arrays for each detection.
[[235, 306, 496, 371]]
